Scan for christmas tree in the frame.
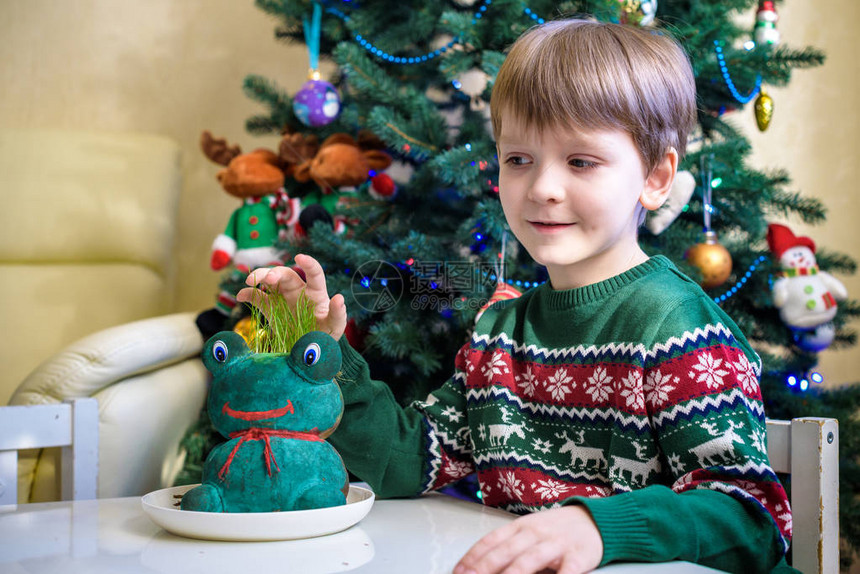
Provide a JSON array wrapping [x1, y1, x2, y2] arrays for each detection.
[[201, 0, 860, 564]]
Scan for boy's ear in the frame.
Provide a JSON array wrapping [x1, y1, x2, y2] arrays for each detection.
[[640, 148, 679, 211]]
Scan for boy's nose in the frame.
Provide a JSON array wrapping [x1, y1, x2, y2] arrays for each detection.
[[527, 165, 566, 203]]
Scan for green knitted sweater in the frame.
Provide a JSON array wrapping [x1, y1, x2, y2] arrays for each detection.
[[330, 256, 791, 572]]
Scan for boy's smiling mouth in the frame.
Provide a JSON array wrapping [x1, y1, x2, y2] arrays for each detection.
[[528, 220, 574, 232]]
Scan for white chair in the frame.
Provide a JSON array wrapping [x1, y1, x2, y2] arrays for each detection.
[[766, 417, 839, 574], [0, 398, 99, 505], [9, 312, 209, 504]]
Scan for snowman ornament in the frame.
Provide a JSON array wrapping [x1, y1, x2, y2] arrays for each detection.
[[766, 223, 847, 334]]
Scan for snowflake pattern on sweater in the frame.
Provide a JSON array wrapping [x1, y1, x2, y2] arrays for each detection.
[[409, 260, 791, 553]]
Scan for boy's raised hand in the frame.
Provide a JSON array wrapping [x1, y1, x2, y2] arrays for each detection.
[[236, 254, 348, 341], [453, 506, 603, 574]]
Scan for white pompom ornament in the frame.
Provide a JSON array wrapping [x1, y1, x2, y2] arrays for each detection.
[[454, 69, 490, 111], [646, 170, 696, 235]]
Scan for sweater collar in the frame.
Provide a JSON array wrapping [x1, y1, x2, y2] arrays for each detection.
[[540, 256, 672, 310]]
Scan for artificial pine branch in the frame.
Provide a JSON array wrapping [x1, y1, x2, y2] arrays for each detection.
[[242, 74, 295, 134]]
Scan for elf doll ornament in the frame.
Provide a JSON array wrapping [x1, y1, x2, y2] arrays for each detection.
[[766, 223, 847, 347]]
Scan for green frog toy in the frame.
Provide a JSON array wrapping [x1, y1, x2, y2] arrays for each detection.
[[181, 330, 347, 513]]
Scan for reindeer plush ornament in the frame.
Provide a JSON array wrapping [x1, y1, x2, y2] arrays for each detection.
[[196, 131, 318, 337], [201, 131, 315, 272], [287, 132, 395, 237]]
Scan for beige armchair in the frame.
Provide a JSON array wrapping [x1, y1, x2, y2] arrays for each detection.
[[0, 128, 184, 402], [1, 129, 208, 502]]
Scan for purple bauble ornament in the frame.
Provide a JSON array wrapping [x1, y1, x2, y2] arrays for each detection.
[[293, 79, 341, 127]]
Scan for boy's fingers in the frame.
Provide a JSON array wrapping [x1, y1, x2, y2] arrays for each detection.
[[295, 254, 329, 301], [330, 293, 347, 320], [245, 267, 275, 287], [245, 266, 302, 298], [328, 293, 348, 339], [467, 531, 538, 574], [236, 287, 264, 305], [556, 553, 588, 574], [503, 540, 565, 574], [235, 288, 272, 321], [455, 522, 519, 572], [269, 268, 308, 300]]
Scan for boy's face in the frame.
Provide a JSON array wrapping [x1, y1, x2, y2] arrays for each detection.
[[497, 113, 670, 290]]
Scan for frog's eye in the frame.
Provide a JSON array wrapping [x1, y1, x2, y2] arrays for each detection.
[[303, 342, 321, 366], [212, 340, 229, 363]]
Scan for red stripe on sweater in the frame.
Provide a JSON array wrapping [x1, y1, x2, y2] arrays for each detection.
[[464, 344, 760, 414], [478, 466, 611, 509]]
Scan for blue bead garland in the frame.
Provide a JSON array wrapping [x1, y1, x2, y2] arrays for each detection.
[[523, 7, 545, 25], [712, 255, 767, 304], [714, 41, 762, 104], [326, 0, 549, 65]]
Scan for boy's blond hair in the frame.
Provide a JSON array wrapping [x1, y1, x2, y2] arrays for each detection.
[[490, 19, 697, 175]]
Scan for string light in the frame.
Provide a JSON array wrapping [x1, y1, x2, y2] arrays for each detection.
[[484, 271, 545, 289], [714, 41, 762, 104], [784, 370, 825, 391]]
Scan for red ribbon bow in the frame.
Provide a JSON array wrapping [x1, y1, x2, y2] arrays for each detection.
[[218, 427, 323, 480]]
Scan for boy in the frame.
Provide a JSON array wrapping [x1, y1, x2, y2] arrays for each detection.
[[239, 19, 791, 574]]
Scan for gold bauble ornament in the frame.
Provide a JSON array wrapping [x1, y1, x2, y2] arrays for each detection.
[[754, 89, 774, 132], [616, 0, 658, 26], [233, 316, 267, 349], [685, 231, 733, 289]]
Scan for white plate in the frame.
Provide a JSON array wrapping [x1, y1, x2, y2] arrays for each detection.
[[141, 483, 374, 541]]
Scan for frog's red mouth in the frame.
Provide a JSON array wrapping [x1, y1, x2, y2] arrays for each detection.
[[221, 401, 294, 421]]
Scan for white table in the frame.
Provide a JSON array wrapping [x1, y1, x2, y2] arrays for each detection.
[[0, 490, 723, 573]]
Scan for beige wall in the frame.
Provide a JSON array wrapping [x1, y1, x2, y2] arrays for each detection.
[[2, 1, 858, 387], [0, 0, 306, 321]]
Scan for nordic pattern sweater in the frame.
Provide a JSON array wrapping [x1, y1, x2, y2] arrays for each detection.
[[330, 256, 791, 572]]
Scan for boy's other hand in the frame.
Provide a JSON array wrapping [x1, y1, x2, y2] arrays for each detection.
[[236, 254, 348, 341], [453, 505, 603, 574]]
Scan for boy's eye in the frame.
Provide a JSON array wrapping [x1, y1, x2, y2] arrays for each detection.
[[569, 158, 597, 169], [504, 156, 530, 166]]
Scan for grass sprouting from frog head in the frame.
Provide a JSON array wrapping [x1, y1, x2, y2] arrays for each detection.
[[246, 287, 317, 354]]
